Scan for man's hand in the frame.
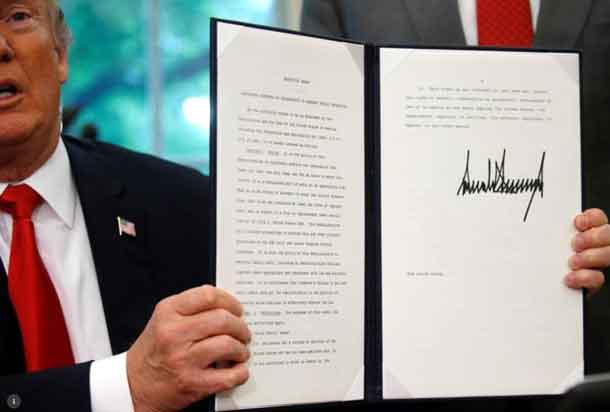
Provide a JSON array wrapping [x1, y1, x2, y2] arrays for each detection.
[[126, 285, 251, 412], [565, 208, 609, 295]]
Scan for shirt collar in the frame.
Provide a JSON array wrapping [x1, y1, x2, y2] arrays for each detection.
[[0, 139, 77, 228]]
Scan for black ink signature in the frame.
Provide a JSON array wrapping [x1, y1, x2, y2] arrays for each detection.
[[456, 149, 545, 222]]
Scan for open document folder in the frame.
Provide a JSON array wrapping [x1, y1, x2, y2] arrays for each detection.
[[210, 18, 584, 411]]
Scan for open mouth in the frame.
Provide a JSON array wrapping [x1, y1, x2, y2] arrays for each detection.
[[0, 84, 19, 99]]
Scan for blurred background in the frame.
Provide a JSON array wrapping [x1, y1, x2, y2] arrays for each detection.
[[60, 0, 303, 175]]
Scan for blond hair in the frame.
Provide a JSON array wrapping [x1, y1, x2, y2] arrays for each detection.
[[48, 0, 72, 49]]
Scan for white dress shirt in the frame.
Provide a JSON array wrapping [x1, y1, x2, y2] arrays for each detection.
[[0, 140, 133, 412], [458, 0, 541, 45]]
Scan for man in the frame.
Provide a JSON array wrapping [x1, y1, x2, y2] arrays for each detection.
[[0, 1, 249, 411], [0, 1, 604, 412]]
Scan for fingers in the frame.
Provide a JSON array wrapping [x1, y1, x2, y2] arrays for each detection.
[[196, 362, 250, 395], [565, 269, 604, 294], [192, 335, 250, 368], [172, 285, 243, 317], [173, 361, 250, 402], [182, 308, 251, 344], [568, 209, 609, 296], [569, 246, 610, 270], [572, 224, 610, 252], [574, 209, 608, 232], [127, 286, 252, 412]]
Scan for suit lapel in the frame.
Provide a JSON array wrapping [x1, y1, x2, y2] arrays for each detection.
[[64, 138, 159, 354], [535, 0, 592, 48], [403, 0, 466, 45], [0, 258, 25, 374]]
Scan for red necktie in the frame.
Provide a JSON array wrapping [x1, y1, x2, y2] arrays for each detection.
[[0, 185, 74, 372], [477, 0, 534, 47]]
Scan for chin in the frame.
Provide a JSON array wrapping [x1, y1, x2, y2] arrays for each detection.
[[0, 116, 39, 146]]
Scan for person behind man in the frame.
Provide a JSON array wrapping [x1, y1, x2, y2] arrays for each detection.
[[0, 1, 250, 411], [301, 0, 610, 372]]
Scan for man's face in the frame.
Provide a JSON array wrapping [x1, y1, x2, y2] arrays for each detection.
[[0, 0, 68, 148]]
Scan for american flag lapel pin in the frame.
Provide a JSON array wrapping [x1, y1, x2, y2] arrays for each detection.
[[117, 216, 137, 238]]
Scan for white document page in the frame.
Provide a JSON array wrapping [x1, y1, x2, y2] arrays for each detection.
[[380, 48, 582, 398], [216, 22, 365, 410]]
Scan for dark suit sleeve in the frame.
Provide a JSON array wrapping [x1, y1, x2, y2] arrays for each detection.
[[0, 363, 92, 412], [300, 0, 346, 37]]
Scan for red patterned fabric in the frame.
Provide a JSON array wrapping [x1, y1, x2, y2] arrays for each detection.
[[0, 185, 74, 372], [477, 0, 534, 47]]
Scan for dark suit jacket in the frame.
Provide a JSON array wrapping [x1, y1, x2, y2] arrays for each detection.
[[0, 136, 211, 411], [301, 1, 610, 411]]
